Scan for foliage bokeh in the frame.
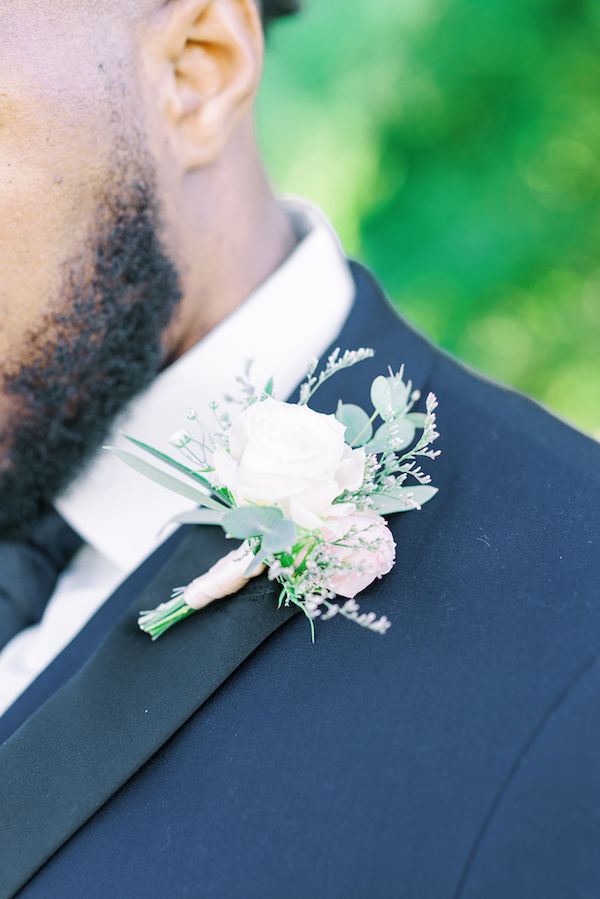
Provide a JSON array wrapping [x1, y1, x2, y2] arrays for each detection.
[[257, 0, 600, 436]]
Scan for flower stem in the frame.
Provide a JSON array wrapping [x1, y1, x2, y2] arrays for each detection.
[[352, 409, 379, 447], [138, 595, 196, 640]]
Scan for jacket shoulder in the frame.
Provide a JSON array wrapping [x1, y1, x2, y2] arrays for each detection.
[[351, 258, 600, 483]]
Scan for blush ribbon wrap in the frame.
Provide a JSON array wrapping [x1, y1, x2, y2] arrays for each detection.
[[182, 541, 265, 610]]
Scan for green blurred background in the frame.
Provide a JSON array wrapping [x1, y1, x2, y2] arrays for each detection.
[[257, 0, 600, 437]]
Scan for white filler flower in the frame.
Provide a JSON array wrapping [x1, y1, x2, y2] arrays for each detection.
[[212, 398, 366, 529]]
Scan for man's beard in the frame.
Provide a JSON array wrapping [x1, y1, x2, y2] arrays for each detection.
[[0, 173, 184, 538]]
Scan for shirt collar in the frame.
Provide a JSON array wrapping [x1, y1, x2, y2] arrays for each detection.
[[55, 197, 355, 573]]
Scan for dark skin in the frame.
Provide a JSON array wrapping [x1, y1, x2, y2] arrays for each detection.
[[0, 0, 296, 534]]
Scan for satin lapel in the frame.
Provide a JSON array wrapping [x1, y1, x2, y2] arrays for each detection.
[[0, 523, 297, 899], [0, 262, 435, 898], [0, 526, 190, 746]]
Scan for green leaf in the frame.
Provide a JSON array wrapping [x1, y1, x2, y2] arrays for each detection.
[[370, 486, 438, 514], [336, 402, 373, 446], [365, 419, 415, 453], [261, 519, 297, 555], [406, 412, 427, 428], [370, 375, 392, 419], [389, 419, 416, 449], [242, 520, 297, 575], [106, 447, 228, 511], [364, 423, 388, 453], [121, 434, 224, 500], [264, 377, 274, 397], [222, 506, 283, 539], [389, 374, 411, 411], [372, 373, 414, 422], [245, 519, 297, 575]]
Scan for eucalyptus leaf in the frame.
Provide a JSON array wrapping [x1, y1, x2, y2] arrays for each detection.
[[364, 423, 388, 453], [244, 519, 297, 575], [106, 448, 229, 511], [365, 419, 415, 453], [388, 419, 416, 450], [222, 506, 283, 539], [336, 402, 373, 446], [389, 375, 411, 411], [370, 375, 392, 420], [406, 412, 428, 428], [261, 519, 297, 555], [370, 486, 439, 514]]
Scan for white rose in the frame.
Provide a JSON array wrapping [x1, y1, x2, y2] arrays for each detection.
[[212, 398, 366, 529]]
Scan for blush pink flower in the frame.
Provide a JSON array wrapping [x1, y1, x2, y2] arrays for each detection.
[[320, 511, 396, 599]]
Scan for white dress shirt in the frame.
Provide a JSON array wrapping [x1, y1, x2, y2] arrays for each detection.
[[0, 198, 355, 716]]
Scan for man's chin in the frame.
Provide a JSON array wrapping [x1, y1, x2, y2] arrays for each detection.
[[0, 171, 184, 538]]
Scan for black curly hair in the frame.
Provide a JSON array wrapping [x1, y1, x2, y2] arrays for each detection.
[[260, 0, 303, 28]]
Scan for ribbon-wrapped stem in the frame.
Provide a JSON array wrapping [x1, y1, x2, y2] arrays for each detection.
[[138, 541, 265, 640]]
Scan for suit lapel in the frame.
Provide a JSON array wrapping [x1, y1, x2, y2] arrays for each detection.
[[0, 525, 190, 746], [0, 262, 435, 898], [0, 523, 298, 898]]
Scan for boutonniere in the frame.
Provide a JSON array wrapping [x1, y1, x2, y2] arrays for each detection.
[[107, 348, 440, 641]]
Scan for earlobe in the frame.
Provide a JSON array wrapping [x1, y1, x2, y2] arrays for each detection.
[[147, 0, 264, 169]]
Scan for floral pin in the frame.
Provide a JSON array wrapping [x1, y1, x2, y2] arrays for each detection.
[[106, 349, 440, 641]]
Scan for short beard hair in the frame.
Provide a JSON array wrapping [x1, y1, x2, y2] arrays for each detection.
[[0, 166, 183, 538]]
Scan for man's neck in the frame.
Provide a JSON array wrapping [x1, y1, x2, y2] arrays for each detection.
[[164, 145, 298, 362]]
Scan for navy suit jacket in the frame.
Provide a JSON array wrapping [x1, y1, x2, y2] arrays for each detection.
[[1, 263, 599, 898]]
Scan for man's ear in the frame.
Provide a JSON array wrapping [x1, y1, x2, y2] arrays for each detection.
[[144, 0, 264, 169]]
